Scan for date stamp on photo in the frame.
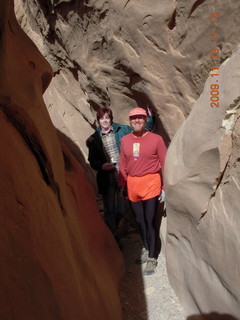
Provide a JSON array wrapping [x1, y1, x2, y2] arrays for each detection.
[[209, 12, 220, 108]]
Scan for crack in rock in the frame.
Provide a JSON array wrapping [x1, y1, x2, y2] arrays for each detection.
[[0, 98, 66, 215]]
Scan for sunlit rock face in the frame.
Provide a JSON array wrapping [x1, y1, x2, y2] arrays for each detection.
[[165, 45, 240, 318], [0, 1, 124, 319], [15, 0, 240, 155]]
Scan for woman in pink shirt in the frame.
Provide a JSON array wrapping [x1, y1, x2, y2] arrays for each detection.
[[119, 107, 167, 275]]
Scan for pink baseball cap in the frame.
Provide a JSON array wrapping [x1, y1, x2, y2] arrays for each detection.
[[129, 107, 147, 118]]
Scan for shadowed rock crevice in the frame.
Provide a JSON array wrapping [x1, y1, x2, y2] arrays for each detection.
[[41, 71, 53, 93], [0, 99, 65, 214], [187, 313, 238, 320], [8, 20, 15, 33], [189, 0, 207, 18], [123, 0, 132, 9], [168, 9, 177, 30]]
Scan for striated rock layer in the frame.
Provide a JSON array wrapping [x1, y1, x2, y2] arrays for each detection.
[[165, 44, 240, 318], [0, 1, 124, 319]]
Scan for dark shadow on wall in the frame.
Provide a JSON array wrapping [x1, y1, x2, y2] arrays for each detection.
[[154, 114, 171, 148], [187, 313, 239, 320]]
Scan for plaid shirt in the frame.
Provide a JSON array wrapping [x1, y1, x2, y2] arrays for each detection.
[[101, 127, 120, 183]]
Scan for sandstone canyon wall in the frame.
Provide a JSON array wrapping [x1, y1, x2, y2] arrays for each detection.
[[8, 0, 240, 318], [165, 42, 240, 318], [0, 1, 124, 319]]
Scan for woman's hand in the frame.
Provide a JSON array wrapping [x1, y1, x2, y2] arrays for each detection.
[[158, 190, 166, 211], [158, 190, 166, 203]]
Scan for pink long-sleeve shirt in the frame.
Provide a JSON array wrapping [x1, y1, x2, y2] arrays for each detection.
[[119, 131, 167, 188]]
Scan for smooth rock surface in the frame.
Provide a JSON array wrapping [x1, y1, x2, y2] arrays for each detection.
[[165, 44, 240, 318]]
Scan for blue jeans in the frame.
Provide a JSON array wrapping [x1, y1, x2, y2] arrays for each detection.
[[102, 183, 125, 235]]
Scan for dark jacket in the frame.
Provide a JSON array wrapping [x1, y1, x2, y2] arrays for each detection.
[[86, 118, 153, 194], [86, 123, 132, 194]]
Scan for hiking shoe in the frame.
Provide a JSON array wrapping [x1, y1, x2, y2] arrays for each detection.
[[135, 248, 149, 264], [143, 258, 158, 275]]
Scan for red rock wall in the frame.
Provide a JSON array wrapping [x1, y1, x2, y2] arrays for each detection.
[[0, 1, 124, 319]]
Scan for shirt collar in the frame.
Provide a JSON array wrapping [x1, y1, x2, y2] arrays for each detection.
[[101, 126, 114, 135]]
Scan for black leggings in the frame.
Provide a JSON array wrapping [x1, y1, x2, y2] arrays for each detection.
[[130, 195, 159, 258]]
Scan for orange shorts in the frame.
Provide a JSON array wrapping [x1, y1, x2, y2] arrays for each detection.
[[127, 173, 161, 203]]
